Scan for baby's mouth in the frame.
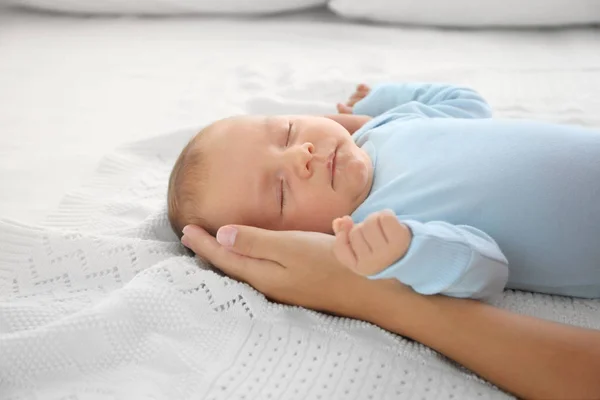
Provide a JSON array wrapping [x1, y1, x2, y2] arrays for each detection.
[[328, 147, 337, 189]]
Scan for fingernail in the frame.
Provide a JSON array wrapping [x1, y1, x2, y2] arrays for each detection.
[[216, 226, 237, 247], [182, 225, 191, 236], [181, 235, 190, 247]]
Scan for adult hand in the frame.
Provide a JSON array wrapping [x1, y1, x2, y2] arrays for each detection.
[[180, 224, 402, 319]]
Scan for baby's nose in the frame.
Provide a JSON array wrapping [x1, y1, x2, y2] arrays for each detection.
[[293, 142, 314, 179]]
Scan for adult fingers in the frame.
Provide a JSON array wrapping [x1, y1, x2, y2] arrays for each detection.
[[181, 225, 279, 282]]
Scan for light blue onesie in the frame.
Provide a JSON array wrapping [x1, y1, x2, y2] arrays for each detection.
[[351, 83, 600, 300]]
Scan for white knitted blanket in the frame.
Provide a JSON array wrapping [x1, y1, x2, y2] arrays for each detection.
[[1, 121, 600, 400]]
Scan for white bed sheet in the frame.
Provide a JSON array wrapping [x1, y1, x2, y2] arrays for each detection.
[[1, 7, 600, 224]]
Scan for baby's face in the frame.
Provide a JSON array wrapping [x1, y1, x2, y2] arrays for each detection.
[[200, 115, 373, 233]]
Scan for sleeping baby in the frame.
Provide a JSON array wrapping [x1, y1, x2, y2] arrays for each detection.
[[167, 82, 600, 300]]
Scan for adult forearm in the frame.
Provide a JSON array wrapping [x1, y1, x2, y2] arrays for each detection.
[[365, 284, 600, 399]]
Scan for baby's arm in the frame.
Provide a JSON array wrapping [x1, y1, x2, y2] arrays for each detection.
[[324, 84, 373, 134], [333, 211, 509, 301], [325, 114, 372, 135], [352, 82, 492, 120]]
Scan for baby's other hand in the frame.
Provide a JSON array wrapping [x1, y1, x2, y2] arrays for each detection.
[[337, 83, 371, 114], [332, 210, 412, 276]]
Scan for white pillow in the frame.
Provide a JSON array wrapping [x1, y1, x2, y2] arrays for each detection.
[[329, 0, 600, 27], [7, 0, 326, 15]]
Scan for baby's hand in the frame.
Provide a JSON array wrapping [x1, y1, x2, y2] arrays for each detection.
[[332, 210, 412, 276], [337, 83, 371, 114]]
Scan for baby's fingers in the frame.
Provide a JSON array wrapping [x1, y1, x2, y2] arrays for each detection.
[[379, 210, 408, 241], [357, 83, 370, 94], [347, 84, 371, 106], [361, 212, 390, 252], [333, 225, 357, 270], [337, 103, 353, 114], [333, 216, 354, 235], [348, 223, 372, 261]]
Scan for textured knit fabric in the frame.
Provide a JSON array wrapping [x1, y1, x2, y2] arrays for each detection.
[[352, 83, 600, 300], [0, 128, 599, 400]]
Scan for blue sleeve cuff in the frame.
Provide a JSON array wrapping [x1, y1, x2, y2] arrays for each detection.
[[352, 83, 398, 117]]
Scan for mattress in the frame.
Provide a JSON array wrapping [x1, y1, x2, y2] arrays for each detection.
[[1, 6, 600, 400]]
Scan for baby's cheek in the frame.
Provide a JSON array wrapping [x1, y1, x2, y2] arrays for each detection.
[[290, 200, 335, 234]]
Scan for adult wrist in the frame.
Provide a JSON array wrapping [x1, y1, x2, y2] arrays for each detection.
[[351, 278, 427, 334]]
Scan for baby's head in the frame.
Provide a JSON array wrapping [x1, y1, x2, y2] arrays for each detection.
[[168, 115, 373, 238]]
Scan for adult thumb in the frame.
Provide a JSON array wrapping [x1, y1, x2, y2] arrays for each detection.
[[216, 224, 279, 261]]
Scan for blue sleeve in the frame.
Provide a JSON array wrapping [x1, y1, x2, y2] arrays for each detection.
[[353, 82, 492, 120], [369, 219, 509, 301]]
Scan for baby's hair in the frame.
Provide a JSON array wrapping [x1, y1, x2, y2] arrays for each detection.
[[167, 129, 211, 239]]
